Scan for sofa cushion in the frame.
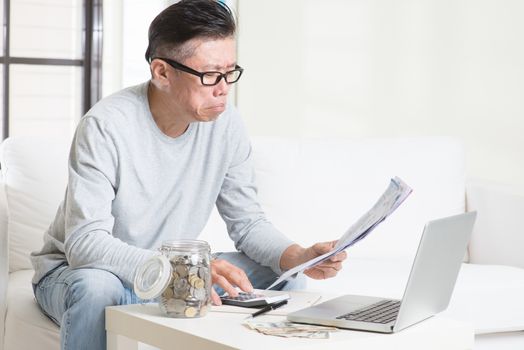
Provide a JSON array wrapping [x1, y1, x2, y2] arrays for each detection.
[[466, 181, 524, 269], [202, 136, 466, 261], [5, 270, 59, 350], [442, 264, 524, 334], [475, 332, 524, 350], [0, 137, 70, 272], [2, 135, 465, 272]]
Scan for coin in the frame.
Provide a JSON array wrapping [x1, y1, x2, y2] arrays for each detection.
[[198, 267, 209, 286], [173, 277, 188, 290], [162, 286, 174, 299], [198, 267, 208, 279], [171, 271, 180, 281], [175, 264, 188, 278], [188, 274, 198, 287], [194, 278, 205, 289], [185, 296, 200, 307], [173, 278, 189, 299], [193, 287, 206, 301], [185, 306, 197, 317]]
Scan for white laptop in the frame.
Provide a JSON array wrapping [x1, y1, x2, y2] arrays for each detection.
[[287, 212, 477, 333]]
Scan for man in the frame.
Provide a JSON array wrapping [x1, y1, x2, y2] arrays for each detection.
[[30, 1, 347, 349]]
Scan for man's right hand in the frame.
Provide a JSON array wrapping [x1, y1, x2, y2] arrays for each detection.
[[210, 259, 253, 305]]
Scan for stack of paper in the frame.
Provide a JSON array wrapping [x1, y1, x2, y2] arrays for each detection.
[[267, 177, 412, 290]]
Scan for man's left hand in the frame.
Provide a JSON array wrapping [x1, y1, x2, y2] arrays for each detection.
[[280, 241, 347, 280]]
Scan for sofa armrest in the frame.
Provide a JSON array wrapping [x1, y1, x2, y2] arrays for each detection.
[[0, 176, 8, 350], [466, 179, 524, 269]]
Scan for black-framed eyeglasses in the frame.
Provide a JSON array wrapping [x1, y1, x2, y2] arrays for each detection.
[[152, 57, 244, 86]]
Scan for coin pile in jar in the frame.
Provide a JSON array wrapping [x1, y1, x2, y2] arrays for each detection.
[[159, 254, 211, 318]]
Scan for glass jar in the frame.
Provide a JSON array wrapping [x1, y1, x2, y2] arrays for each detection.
[[134, 240, 212, 318]]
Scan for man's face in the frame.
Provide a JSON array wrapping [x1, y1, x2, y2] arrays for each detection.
[[166, 37, 237, 123]]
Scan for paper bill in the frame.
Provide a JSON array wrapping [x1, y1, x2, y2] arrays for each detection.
[[266, 177, 412, 290], [268, 331, 331, 339], [244, 320, 338, 339]]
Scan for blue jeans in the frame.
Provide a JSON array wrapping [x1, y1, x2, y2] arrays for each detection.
[[33, 252, 306, 350]]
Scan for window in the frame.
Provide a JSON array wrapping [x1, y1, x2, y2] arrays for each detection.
[[0, 0, 102, 139]]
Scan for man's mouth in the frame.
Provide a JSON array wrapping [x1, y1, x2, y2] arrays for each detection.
[[209, 104, 225, 110]]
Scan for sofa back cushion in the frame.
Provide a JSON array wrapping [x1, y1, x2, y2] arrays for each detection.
[[0, 136, 70, 272], [467, 180, 524, 269], [201, 136, 466, 262], [1, 135, 466, 273]]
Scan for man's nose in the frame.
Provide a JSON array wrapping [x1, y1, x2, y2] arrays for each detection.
[[213, 77, 230, 97]]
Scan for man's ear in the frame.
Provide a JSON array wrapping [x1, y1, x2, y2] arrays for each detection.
[[150, 59, 170, 87]]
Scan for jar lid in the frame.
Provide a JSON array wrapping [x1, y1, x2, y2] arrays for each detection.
[[133, 255, 172, 300], [160, 239, 210, 253]]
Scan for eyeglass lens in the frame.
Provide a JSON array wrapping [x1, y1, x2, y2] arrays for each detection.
[[202, 70, 242, 86]]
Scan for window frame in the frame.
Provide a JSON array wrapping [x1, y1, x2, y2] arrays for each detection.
[[0, 0, 103, 140]]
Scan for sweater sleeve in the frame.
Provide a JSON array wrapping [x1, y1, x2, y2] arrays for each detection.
[[216, 114, 294, 275], [63, 116, 156, 287]]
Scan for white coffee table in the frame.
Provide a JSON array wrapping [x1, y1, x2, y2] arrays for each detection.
[[106, 291, 474, 350]]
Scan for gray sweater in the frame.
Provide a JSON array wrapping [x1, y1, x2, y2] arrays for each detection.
[[30, 82, 294, 287]]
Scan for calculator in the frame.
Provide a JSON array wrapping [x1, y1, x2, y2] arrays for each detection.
[[220, 291, 290, 308]]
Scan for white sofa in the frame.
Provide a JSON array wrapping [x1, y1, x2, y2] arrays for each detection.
[[1, 135, 524, 350]]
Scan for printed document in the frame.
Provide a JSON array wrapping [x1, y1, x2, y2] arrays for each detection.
[[266, 177, 412, 290]]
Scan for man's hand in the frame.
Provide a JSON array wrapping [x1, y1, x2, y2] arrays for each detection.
[[210, 259, 253, 305], [280, 241, 347, 280]]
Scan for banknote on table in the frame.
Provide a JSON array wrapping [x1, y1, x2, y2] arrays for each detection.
[[243, 320, 339, 339]]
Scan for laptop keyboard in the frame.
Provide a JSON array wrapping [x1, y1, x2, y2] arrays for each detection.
[[336, 299, 401, 324]]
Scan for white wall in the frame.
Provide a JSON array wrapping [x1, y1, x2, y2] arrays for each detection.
[[237, 0, 524, 188], [102, 0, 168, 97]]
